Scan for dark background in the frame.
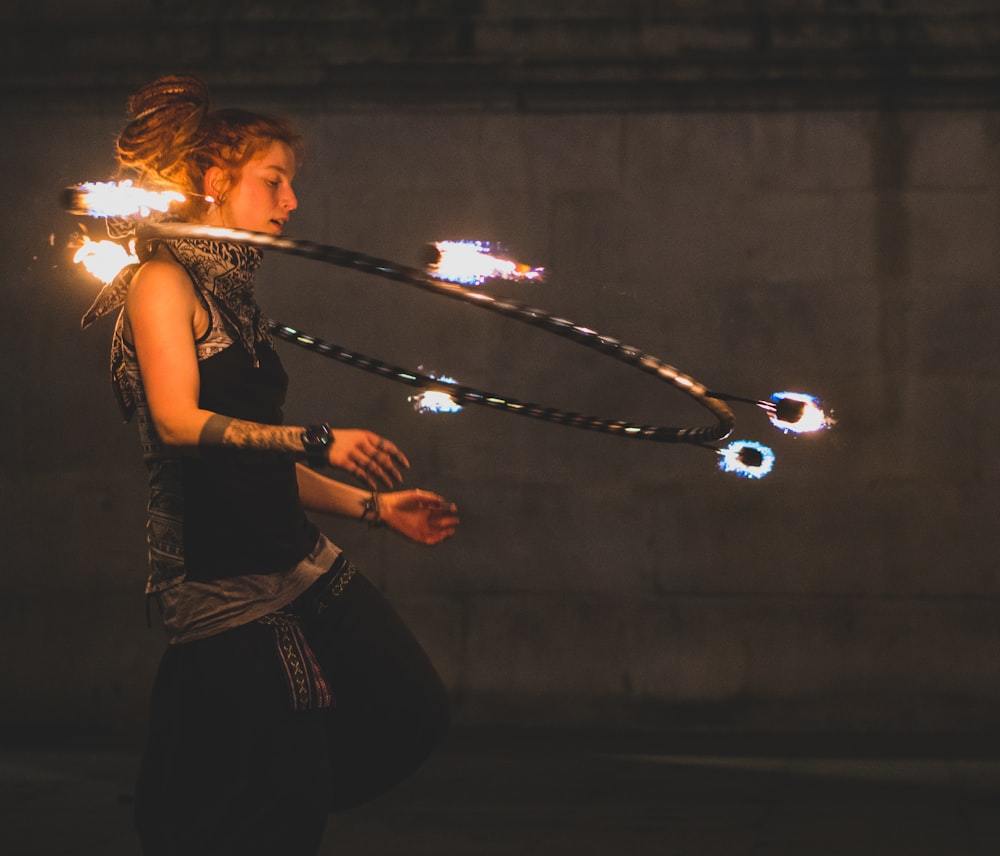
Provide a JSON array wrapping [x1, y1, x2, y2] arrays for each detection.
[[2, 0, 999, 744]]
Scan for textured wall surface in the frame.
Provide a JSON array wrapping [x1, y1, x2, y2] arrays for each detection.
[[2, 2, 999, 739]]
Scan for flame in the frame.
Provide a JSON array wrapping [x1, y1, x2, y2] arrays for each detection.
[[427, 240, 544, 285], [766, 391, 834, 434], [717, 440, 775, 479], [410, 390, 463, 414], [408, 374, 462, 414], [67, 180, 185, 218], [72, 237, 137, 284]]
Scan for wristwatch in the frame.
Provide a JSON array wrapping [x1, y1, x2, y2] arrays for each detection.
[[301, 422, 333, 468]]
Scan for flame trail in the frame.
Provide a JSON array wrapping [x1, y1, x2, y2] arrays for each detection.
[[426, 240, 544, 285], [63, 181, 185, 219]]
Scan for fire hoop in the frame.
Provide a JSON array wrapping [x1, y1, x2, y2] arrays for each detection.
[[66, 181, 834, 476], [136, 222, 736, 445]]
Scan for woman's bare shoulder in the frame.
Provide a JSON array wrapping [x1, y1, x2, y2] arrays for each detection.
[[127, 250, 195, 306], [124, 249, 205, 343]]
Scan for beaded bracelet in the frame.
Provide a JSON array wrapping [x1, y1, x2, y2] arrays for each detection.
[[360, 490, 384, 528]]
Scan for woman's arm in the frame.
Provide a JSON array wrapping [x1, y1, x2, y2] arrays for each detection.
[[296, 464, 460, 545], [295, 463, 376, 518], [126, 257, 407, 488], [126, 257, 304, 452]]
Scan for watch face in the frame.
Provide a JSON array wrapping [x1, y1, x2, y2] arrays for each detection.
[[303, 424, 331, 450], [302, 424, 332, 467]]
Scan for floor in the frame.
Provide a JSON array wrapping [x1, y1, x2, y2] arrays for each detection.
[[2, 729, 999, 855]]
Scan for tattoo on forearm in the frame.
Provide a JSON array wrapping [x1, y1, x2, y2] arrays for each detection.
[[223, 420, 291, 450], [199, 414, 295, 452]]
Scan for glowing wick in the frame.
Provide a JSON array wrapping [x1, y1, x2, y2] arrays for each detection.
[[717, 440, 775, 479], [63, 180, 185, 219], [408, 374, 462, 414], [72, 237, 137, 284], [410, 391, 463, 414], [424, 240, 544, 285], [766, 392, 833, 434]]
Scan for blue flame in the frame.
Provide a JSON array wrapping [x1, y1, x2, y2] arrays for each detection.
[[408, 374, 463, 414], [717, 440, 775, 479]]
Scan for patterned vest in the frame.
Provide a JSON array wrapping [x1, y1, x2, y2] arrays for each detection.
[[113, 243, 318, 593]]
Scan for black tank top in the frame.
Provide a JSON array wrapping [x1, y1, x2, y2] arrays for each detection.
[[180, 339, 319, 582]]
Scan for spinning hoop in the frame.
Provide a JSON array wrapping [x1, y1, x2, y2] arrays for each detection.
[[138, 222, 735, 446]]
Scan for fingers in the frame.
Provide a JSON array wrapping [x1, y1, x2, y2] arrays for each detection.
[[370, 437, 407, 485], [427, 502, 460, 526], [413, 520, 457, 545], [377, 436, 410, 471], [380, 489, 460, 544], [344, 433, 409, 489], [396, 490, 459, 517], [424, 501, 460, 541]]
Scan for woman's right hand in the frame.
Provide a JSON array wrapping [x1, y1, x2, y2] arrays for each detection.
[[327, 429, 409, 489]]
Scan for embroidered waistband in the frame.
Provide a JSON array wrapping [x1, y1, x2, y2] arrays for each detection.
[[296, 554, 359, 616], [257, 611, 333, 712], [254, 554, 359, 712]]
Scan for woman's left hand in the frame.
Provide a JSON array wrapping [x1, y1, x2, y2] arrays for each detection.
[[379, 490, 460, 545]]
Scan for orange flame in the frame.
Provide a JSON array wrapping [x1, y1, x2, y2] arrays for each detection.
[[72, 237, 137, 284], [68, 180, 185, 218], [427, 240, 544, 285]]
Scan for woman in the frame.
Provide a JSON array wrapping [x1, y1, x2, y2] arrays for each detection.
[[88, 74, 459, 854]]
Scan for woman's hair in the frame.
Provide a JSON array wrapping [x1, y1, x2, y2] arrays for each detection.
[[116, 74, 301, 220]]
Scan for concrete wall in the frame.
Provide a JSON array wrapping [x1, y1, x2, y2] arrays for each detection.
[[2, 2, 1000, 739]]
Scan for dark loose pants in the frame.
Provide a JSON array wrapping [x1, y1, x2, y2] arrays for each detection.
[[134, 565, 450, 856]]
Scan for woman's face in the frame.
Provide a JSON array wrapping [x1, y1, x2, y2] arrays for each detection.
[[206, 140, 298, 234]]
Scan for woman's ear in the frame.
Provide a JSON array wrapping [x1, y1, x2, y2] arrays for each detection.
[[204, 166, 228, 203]]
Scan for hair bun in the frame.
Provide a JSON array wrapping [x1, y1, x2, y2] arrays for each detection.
[[117, 74, 211, 183], [127, 74, 209, 122]]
